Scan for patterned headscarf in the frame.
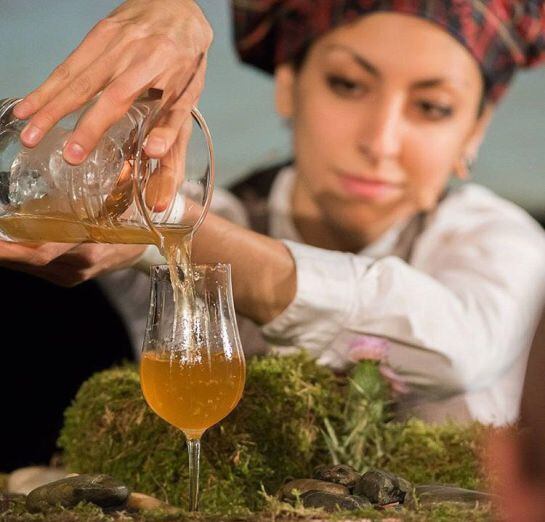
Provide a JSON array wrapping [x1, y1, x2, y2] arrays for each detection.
[[232, 0, 545, 101]]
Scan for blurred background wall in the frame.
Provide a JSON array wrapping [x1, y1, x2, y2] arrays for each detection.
[[1, 0, 544, 217]]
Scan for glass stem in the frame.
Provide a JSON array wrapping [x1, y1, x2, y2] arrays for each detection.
[[187, 437, 201, 511]]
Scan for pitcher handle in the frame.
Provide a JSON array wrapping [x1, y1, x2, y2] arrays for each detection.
[[133, 107, 215, 243], [190, 107, 215, 233]]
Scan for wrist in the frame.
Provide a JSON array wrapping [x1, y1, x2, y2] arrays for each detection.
[[253, 240, 297, 325]]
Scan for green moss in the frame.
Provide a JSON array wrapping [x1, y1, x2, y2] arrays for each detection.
[[375, 419, 488, 490], [0, 497, 113, 522], [0, 498, 493, 522], [264, 500, 493, 522], [58, 356, 488, 516], [410, 503, 493, 522]]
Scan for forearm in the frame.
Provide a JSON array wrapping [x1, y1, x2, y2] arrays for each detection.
[[192, 212, 296, 324]]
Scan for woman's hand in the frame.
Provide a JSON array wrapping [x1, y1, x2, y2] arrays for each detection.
[[0, 241, 145, 287], [12, 0, 212, 165]]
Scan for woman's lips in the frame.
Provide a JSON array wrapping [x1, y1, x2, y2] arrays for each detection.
[[338, 172, 403, 200]]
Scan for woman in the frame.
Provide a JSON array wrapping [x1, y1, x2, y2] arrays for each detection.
[[6, 1, 545, 426], [178, 0, 545, 426]]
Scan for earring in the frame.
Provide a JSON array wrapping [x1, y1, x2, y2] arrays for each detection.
[[456, 156, 474, 180]]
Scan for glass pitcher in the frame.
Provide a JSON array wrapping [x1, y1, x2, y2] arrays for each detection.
[[0, 92, 214, 245]]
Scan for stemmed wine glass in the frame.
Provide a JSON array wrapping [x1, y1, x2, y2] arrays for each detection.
[[140, 264, 246, 511]]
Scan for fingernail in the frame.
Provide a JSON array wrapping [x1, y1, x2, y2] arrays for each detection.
[[144, 136, 166, 156], [64, 142, 86, 163], [13, 101, 31, 118], [21, 124, 43, 146]]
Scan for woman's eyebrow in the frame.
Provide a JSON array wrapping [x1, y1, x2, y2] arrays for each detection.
[[412, 78, 468, 90], [324, 44, 380, 77], [324, 44, 469, 90], [413, 78, 445, 88]]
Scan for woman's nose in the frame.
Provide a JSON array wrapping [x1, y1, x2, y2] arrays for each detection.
[[357, 94, 404, 162]]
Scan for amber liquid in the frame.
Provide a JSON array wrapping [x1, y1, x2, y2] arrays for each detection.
[[0, 214, 89, 242], [140, 351, 245, 439], [0, 211, 195, 245]]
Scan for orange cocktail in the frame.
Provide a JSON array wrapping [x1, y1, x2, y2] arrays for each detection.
[[141, 350, 245, 439]]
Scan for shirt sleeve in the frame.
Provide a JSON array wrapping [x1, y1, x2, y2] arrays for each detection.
[[262, 207, 545, 396]]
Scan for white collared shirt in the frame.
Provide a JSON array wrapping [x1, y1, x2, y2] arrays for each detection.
[[259, 167, 545, 425]]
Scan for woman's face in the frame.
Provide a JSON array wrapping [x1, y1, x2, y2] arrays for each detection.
[[276, 13, 491, 240]]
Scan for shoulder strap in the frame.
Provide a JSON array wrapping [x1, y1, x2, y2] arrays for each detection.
[[229, 161, 291, 235]]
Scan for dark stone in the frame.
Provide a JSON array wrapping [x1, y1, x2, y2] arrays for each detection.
[[313, 464, 361, 490], [300, 491, 372, 512], [354, 469, 413, 506], [397, 476, 416, 508], [415, 484, 497, 506], [277, 479, 349, 502], [26, 474, 130, 513], [351, 494, 373, 508]]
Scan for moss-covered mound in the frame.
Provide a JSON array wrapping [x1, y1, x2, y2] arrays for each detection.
[[60, 354, 344, 512], [59, 354, 488, 514]]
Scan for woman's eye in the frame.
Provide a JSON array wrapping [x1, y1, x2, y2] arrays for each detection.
[[416, 100, 454, 120], [326, 75, 366, 97]]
